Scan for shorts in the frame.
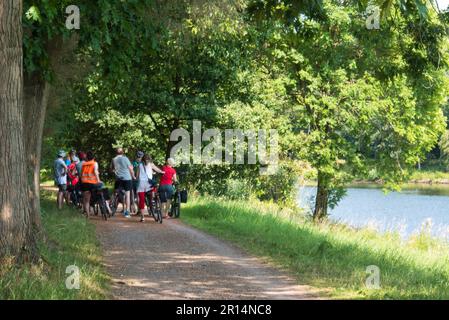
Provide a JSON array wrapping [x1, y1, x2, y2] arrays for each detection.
[[81, 183, 104, 192], [115, 179, 132, 192], [159, 184, 174, 203], [57, 184, 67, 192]]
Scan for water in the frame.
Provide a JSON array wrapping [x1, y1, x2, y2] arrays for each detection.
[[298, 184, 449, 239]]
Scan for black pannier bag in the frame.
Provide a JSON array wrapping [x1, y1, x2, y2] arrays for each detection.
[[180, 189, 188, 203]]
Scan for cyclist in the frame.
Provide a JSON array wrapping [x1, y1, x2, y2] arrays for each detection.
[[131, 151, 144, 215], [136, 153, 164, 222], [67, 156, 80, 207], [68, 149, 77, 163], [80, 151, 104, 217], [159, 157, 177, 219], [67, 156, 80, 187], [111, 148, 136, 218], [76, 151, 86, 177], [54, 150, 69, 210]]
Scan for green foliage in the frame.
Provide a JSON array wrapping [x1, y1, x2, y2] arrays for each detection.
[[250, 0, 449, 215], [38, 0, 449, 211], [439, 130, 449, 170], [254, 161, 300, 205]]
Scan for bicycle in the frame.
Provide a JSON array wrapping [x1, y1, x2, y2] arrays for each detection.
[[168, 182, 188, 219], [169, 185, 181, 218], [110, 184, 137, 216], [110, 186, 125, 216], [89, 187, 110, 221], [145, 184, 163, 223], [68, 184, 82, 209]]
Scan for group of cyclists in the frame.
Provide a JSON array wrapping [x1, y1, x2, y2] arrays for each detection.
[[53, 147, 179, 222]]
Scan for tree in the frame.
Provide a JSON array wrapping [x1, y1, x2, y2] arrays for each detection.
[[20, 0, 158, 245], [249, 0, 449, 220], [0, 0, 36, 262], [64, 1, 248, 164]]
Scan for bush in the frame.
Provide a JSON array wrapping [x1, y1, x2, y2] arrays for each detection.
[[254, 161, 307, 207]]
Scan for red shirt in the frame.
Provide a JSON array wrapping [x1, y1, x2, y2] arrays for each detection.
[[160, 165, 176, 186]]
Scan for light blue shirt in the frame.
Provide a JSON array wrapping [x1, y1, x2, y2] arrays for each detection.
[[54, 158, 67, 185], [112, 155, 132, 180]]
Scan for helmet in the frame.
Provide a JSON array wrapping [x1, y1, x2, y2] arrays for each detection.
[[78, 152, 86, 161], [137, 151, 144, 158], [57, 150, 66, 157]]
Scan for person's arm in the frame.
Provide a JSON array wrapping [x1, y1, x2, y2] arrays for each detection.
[[128, 164, 136, 180], [136, 165, 140, 180], [151, 163, 164, 174], [172, 173, 178, 184], [62, 162, 68, 176], [95, 163, 102, 184]]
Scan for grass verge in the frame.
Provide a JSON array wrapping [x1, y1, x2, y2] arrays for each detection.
[[0, 191, 109, 299], [182, 196, 449, 299], [409, 169, 449, 182]]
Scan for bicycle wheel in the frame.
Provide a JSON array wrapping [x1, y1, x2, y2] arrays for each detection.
[[99, 197, 108, 221], [171, 191, 181, 218], [93, 203, 98, 216], [153, 196, 163, 224], [75, 192, 82, 209], [110, 193, 118, 216], [70, 190, 78, 207]]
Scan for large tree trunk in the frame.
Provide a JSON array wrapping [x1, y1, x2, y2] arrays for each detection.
[[24, 74, 50, 232], [313, 171, 329, 221], [0, 0, 37, 262]]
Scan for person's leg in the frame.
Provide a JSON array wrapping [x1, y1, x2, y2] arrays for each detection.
[[138, 192, 145, 220], [159, 187, 167, 217], [64, 190, 70, 206], [83, 191, 91, 217], [124, 190, 131, 214], [102, 188, 112, 215], [57, 190, 63, 209], [138, 192, 145, 210], [164, 186, 173, 218], [123, 180, 132, 216]]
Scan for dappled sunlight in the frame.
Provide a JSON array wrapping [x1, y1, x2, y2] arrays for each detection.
[[95, 216, 320, 299]]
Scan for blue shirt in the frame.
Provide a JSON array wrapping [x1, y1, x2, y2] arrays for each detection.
[[112, 155, 132, 180], [54, 158, 67, 185]]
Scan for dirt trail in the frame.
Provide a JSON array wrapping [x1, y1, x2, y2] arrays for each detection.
[[94, 215, 320, 300]]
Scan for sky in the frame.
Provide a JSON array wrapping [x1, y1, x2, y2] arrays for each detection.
[[436, 0, 449, 10]]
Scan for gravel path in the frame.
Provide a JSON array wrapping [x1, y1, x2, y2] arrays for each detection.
[[94, 215, 320, 300]]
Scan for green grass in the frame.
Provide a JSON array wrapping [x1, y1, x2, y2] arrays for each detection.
[[0, 191, 109, 299], [409, 169, 449, 182], [181, 196, 449, 299]]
